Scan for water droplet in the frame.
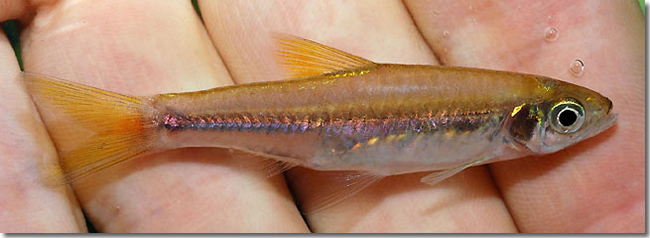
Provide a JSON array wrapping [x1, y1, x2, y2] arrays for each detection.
[[472, 18, 477, 24], [544, 27, 559, 42], [468, 4, 474, 11], [569, 59, 585, 76], [547, 15, 554, 23], [443, 30, 450, 37]]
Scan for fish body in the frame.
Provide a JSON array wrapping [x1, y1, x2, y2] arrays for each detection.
[[23, 35, 616, 211], [151, 65, 555, 175]]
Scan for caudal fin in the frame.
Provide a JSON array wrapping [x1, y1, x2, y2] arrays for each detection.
[[21, 73, 158, 184]]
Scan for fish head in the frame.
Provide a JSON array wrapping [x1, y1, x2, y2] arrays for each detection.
[[524, 78, 617, 154]]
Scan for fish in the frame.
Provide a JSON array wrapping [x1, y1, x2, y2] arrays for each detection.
[[22, 35, 617, 212]]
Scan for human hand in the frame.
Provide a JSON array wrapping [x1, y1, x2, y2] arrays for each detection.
[[0, 0, 643, 232]]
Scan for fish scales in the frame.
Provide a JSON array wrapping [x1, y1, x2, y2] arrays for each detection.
[[149, 65, 536, 174]]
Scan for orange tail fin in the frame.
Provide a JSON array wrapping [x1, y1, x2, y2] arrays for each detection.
[[21, 73, 158, 184]]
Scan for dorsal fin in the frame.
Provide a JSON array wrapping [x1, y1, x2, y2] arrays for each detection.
[[273, 34, 377, 78]]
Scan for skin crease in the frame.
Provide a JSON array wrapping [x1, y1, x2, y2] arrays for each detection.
[[0, 0, 643, 233]]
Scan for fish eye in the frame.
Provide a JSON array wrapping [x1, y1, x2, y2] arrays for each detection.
[[549, 100, 585, 133]]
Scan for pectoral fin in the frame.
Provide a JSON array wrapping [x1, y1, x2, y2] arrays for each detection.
[[273, 34, 377, 78], [420, 156, 491, 186]]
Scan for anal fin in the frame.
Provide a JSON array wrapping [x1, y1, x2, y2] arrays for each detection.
[[228, 149, 298, 179], [420, 156, 491, 186], [273, 34, 377, 78], [257, 159, 295, 179], [289, 169, 384, 214]]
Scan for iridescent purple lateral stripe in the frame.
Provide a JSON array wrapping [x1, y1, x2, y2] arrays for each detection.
[[158, 111, 501, 136], [160, 113, 313, 132]]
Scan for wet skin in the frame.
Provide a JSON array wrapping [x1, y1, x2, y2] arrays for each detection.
[[0, 0, 644, 232]]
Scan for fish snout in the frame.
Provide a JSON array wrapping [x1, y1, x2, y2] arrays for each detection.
[[606, 97, 613, 114]]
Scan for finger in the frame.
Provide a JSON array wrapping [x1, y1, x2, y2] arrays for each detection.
[[405, 0, 644, 232], [0, 0, 27, 22], [199, 0, 437, 84], [0, 14, 84, 234], [21, 0, 303, 232], [200, 0, 516, 232]]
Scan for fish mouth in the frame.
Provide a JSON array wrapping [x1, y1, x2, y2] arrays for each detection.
[[606, 97, 613, 114], [592, 112, 618, 136]]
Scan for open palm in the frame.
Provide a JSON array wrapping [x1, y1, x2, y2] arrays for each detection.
[[0, 0, 643, 232]]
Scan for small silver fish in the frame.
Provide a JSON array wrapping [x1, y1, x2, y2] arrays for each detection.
[[23, 35, 616, 211]]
